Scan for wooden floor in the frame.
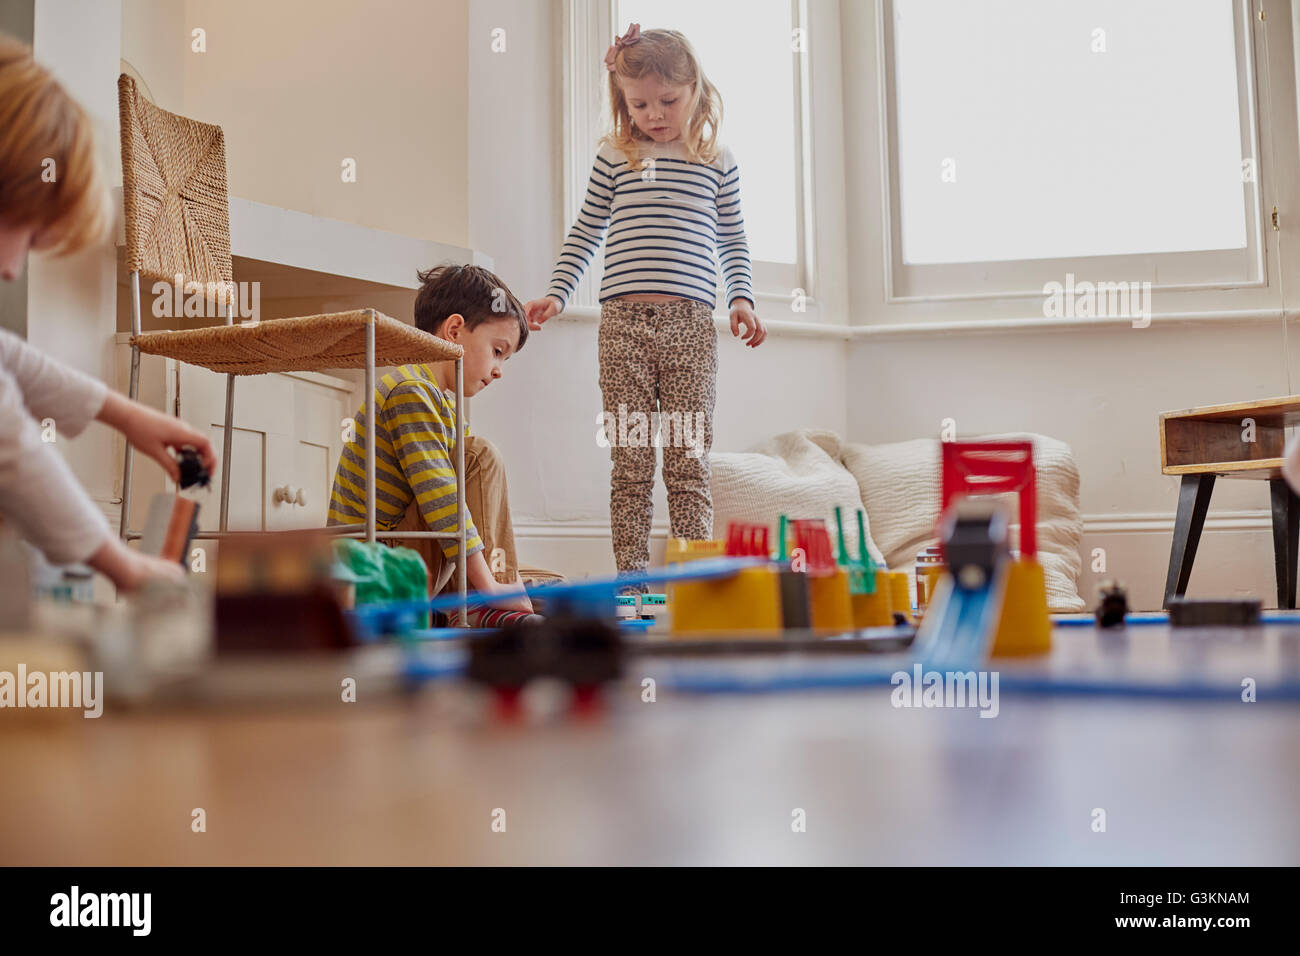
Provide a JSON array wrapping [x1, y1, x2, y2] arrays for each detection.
[[2, 625, 1299, 865]]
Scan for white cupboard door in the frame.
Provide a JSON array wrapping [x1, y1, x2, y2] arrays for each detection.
[[179, 364, 293, 532], [267, 375, 352, 530], [176, 363, 355, 533]]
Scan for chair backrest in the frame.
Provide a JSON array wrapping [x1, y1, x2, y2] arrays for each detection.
[[118, 74, 233, 301]]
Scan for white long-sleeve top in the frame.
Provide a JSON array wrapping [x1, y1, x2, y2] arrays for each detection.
[[0, 329, 111, 565]]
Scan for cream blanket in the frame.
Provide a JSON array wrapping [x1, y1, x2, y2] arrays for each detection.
[[710, 430, 887, 566]]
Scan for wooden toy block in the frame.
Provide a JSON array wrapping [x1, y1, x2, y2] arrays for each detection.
[[850, 570, 893, 628], [664, 537, 727, 565], [778, 569, 811, 628], [808, 567, 854, 631], [669, 566, 783, 636], [1167, 597, 1261, 627], [667, 521, 783, 636], [787, 518, 853, 631], [990, 557, 1052, 656], [887, 570, 913, 623]]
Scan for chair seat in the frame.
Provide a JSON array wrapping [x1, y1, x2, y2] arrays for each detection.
[[130, 309, 461, 375]]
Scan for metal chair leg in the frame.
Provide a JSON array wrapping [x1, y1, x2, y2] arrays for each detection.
[[218, 373, 235, 532], [119, 271, 143, 539], [218, 300, 236, 533], [119, 344, 140, 538], [364, 310, 376, 544], [456, 355, 466, 626]]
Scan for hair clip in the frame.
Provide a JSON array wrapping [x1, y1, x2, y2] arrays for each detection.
[[605, 23, 641, 72]]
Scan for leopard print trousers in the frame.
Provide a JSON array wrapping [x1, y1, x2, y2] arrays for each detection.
[[598, 298, 718, 575]]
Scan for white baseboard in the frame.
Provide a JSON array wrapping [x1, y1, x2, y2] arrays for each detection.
[[513, 520, 668, 539], [1083, 511, 1272, 534]]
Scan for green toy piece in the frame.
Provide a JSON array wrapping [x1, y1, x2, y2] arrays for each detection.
[[834, 505, 877, 595], [334, 538, 431, 625], [857, 508, 877, 585]]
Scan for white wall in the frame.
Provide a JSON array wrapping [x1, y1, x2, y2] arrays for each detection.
[[122, 0, 471, 244], [465, 0, 850, 576], [119, 0, 185, 114], [26, 0, 123, 558]]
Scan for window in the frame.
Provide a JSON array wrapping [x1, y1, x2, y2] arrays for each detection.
[[880, 0, 1265, 302]]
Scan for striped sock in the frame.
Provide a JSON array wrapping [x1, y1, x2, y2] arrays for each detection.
[[466, 607, 543, 629]]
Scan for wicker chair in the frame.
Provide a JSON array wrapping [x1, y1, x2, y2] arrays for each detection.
[[116, 74, 468, 612]]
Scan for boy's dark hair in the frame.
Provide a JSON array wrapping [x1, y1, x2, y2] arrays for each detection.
[[414, 263, 529, 351]]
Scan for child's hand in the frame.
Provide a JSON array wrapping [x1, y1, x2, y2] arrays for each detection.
[[730, 300, 767, 348], [98, 392, 218, 484], [524, 296, 562, 331], [87, 536, 186, 593], [485, 582, 534, 614]]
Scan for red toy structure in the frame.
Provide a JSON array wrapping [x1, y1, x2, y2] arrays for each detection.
[[789, 519, 838, 575], [940, 441, 1036, 559], [937, 440, 1051, 656], [725, 522, 770, 558]]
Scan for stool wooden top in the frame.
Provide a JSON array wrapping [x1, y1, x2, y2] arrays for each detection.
[[1159, 395, 1300, 479]]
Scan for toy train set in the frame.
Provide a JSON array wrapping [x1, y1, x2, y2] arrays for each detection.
[[94, 439, 1296, 713]]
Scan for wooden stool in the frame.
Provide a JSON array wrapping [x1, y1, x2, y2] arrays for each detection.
[[1160, 397, 1300, 608]]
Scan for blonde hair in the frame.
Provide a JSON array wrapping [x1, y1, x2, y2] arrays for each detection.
[[0, 35, 109, 255], [604, 29, 721, 170]]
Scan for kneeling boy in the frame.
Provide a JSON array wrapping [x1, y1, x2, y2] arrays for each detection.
[[327, 264, 534, 623]]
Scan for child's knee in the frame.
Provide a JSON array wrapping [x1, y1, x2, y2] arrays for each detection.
[[661, 452, 709, 489], [609, 444, 655, 480], [464, 435, 503, 478]]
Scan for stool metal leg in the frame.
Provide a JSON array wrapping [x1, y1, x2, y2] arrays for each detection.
[[1269, 477, 1299, 609]]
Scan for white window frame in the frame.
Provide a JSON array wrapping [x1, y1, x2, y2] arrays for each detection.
[[561, 0, 846, 324], [856, 0, 1300, 327]]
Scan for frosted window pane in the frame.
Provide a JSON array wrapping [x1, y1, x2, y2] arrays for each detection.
[[892, 0, 1248, 265]]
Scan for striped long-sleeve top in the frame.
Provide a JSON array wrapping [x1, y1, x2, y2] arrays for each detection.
[[327, 363, 482, 559], [545, 139, 754, 309]]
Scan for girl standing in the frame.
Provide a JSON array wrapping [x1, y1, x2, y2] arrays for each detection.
[[525, 24, 766, 576]]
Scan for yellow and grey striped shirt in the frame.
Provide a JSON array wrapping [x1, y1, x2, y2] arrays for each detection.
[[327, 363, 482, 558]]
